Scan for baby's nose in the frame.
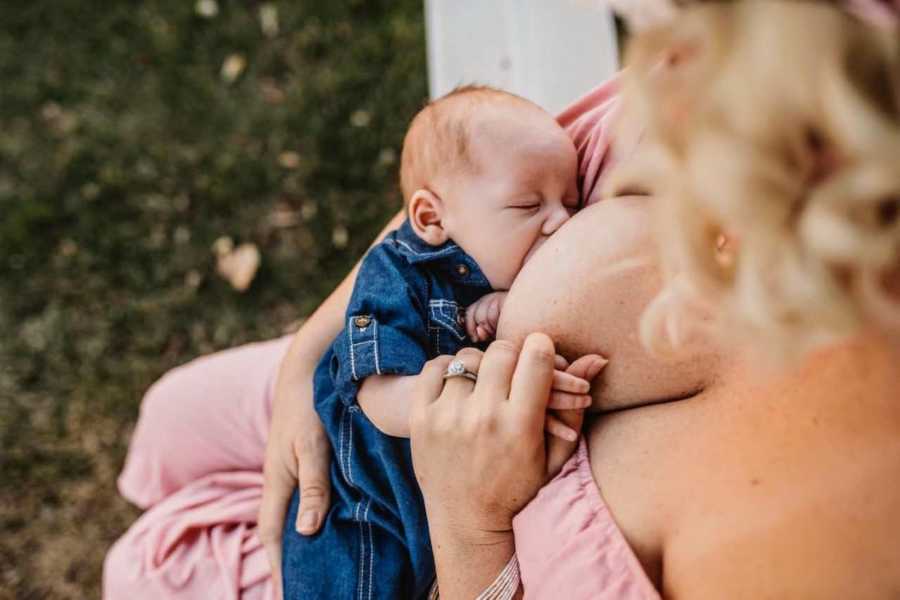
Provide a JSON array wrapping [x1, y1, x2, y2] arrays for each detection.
[[543, 204, 572, 236]]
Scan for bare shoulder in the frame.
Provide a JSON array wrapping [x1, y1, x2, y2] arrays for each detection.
[[587, 339, 900, 598]]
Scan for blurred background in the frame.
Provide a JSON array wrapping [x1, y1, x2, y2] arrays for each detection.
[[1, 2, 425, 596], [0, 1, 617, 597]]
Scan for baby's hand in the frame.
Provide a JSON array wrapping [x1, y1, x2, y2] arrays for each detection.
[[545, 354, 606, 445], [464, 292, 507, 343]]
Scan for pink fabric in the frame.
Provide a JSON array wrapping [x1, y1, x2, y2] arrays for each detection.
[[845, 0, 900, 27], [556, 75, 621, 207], [104, 336, 292, 600], [513, 439, 660, 600]]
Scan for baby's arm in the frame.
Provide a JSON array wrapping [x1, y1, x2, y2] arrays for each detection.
[[464, 291, 507, 343], [357, 364, 597, 440], [357, 374, 420, 437]]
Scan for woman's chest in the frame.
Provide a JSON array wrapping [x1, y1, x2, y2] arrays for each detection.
[[586, 384, 900, 598]]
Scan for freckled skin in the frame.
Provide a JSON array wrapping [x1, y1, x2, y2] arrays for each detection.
[[498, 195, 900, 597], [498, 196, 720, 410]]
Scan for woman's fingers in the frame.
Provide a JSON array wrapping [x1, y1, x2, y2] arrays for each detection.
[[545, 409, 585, 478], [508, 333, 557, 419], [258, 455, 294, 600], [263, 537, 284, 600], [475, 339, 522, 402], [441, 347, 483, 392], [294, 429, 333, 535], [413, 356, 454, 410]]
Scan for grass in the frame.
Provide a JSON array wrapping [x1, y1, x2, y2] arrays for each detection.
[[0, 1, 427, 597]]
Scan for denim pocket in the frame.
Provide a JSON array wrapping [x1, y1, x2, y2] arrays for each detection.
[[428, 299, 467, 355]]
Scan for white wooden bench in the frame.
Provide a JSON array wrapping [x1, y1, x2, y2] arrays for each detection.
[[425, 0, 620, 113]]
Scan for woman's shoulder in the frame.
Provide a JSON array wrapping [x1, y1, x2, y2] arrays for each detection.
[[586, 340, 900, 598]]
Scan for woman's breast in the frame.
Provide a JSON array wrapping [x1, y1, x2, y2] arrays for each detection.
[[497, 196, 719, 411]]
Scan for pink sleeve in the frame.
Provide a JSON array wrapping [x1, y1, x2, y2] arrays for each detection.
[[556, 74, 622, 207]]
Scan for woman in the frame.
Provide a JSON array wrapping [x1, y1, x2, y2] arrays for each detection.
[[413, 3, 900, 598], [103, 3, 900, 599]]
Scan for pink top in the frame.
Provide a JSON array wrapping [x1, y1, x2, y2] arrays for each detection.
[[556, 75, 622, 207], [513, 439, 660, 600]]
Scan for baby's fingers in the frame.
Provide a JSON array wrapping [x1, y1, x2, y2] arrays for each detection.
[[545, 413, 579, 442], [474, 297, 493, 330], [549, 391, 593, 410], [552, 369, 590, 394], [487, 295, 502, 328], [565, 355, 608, 381], [465, 306, 479, 341]]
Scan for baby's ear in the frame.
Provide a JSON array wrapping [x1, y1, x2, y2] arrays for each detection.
[[408, 188, 449, 246]]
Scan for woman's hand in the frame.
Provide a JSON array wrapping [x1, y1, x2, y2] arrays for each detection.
[[257, 346, 333, 599], [409, 334, 604, 598], [410, 333, 603, 540]]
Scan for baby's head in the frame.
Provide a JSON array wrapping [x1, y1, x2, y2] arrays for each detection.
[[400, 86, 579, 289]]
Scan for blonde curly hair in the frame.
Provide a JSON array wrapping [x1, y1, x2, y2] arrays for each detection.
[[606, 1, 900, 358]]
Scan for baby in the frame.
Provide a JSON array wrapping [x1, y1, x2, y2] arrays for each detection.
[[281, 86, 587, 599]]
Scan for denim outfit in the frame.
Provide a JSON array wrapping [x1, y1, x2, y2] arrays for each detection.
[[282, 220, 492, 599]]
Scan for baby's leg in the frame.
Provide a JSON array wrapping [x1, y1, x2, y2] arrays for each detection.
[[281, 405, 435, 599]]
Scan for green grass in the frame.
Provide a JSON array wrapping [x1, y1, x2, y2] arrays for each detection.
[[0, 1, 427, 596]]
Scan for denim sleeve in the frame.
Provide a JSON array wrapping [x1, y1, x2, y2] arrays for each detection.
[[331, 246, 430, 397]]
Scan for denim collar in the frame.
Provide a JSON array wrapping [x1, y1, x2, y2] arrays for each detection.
[[388, 219, 492, 289]]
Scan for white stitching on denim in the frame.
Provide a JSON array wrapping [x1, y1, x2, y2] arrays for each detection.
[[428, 299, 457, 307], [348, 408, 354, 485], [350, 339, 377, 381], [366, 500, 374, 600], [386, 237, 461, 259], [356, 502, 365, 600], [428, 300, 466, 341], [373, 319, 381, 375], [348, 316, 358, 380], [339, 405, 348, 482]]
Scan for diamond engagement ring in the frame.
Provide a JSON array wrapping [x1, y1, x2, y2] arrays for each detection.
[[443, 359, 477, 382]]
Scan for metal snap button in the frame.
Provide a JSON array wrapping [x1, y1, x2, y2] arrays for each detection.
[[456, 264, 469, 277], [353, 315, 371, 329]]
